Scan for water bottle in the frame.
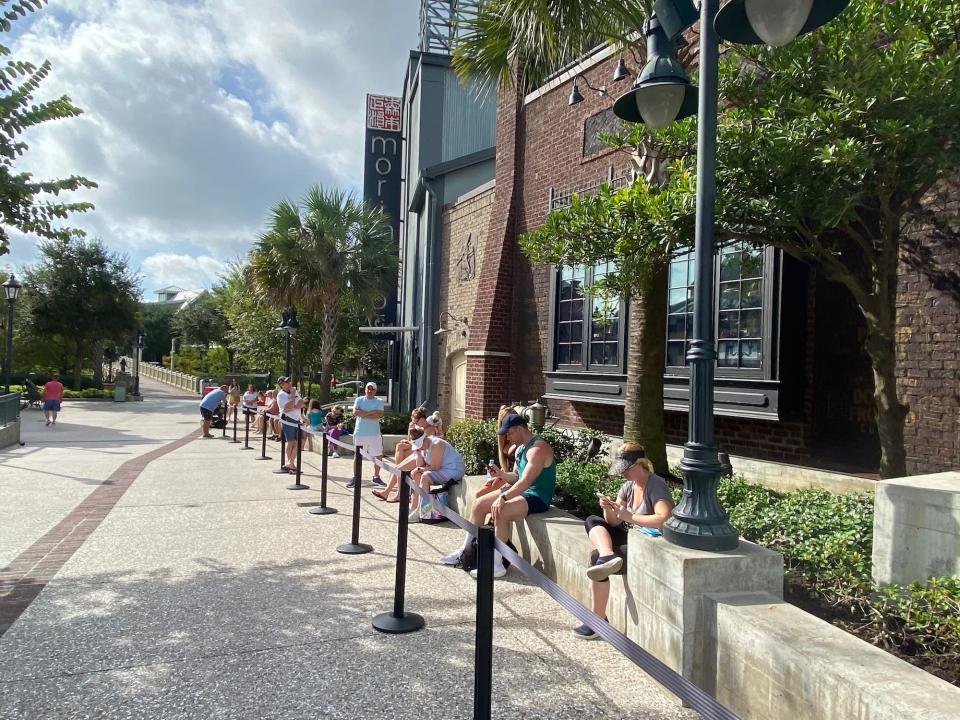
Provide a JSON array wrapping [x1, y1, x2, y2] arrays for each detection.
[[486, 459, 497, 480]]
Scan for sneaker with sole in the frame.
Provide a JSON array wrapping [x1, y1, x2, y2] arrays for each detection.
[[470, 564, 507, 580], [371, 476, 386, 487], [572, 623, 600, 640], [439, 550, 463, 566], [586, 555, 624, 582], [331, 452, 340, 458], [346, 480, 356, 489], [407, 507, 420, 524]]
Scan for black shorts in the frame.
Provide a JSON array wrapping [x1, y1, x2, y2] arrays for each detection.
[[585, 515, 629, 581], [201, 408, 214, 420]]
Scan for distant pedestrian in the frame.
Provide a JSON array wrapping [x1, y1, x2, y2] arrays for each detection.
[[351, 382, 384, 489], [242, 384, 258, 416], [41, 373, 65, 427], [200, 384, 228, 438], [119, 358, 127, 374]]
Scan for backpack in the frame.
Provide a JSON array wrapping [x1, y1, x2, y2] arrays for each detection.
[[456, 533, 517, 573]]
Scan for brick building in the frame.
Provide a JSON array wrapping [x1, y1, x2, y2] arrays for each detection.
[[450, 46, 958, 476]]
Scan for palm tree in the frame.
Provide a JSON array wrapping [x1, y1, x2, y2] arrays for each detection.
[[454, 0, 680, 474], [250, 185, 396, 404]]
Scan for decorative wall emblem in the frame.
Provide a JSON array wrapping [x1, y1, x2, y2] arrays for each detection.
[[456, 232, 477, 281]]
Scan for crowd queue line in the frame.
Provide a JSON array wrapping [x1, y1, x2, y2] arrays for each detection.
[[198, 381, 675, 640]]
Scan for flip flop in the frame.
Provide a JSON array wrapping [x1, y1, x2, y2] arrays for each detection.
[[385, 495, 400, 503], [372, 489, 389, 501]]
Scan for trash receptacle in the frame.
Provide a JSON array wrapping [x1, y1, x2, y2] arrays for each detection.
[[114, 384, 126, 402]]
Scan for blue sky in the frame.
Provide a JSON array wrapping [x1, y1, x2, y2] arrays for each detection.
[[4, 0, 419, 298]]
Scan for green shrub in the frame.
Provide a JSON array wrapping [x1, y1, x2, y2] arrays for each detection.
[[380, 411, 410, 435], [446, 418, 499, 475], [330, 386, 352, 401], [870, 577, 960, 656], [554, 460, 623, 516]]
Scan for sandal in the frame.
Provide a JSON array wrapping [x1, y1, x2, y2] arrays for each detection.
[[372, 489, 389, 501], [385, 495, 401, 503]]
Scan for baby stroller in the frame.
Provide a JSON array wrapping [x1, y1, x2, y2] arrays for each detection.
[[209, 404, 228, 430], [20, 380, 42, 410]]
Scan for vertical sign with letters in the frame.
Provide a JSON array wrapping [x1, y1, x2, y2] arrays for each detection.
[[363, 94, 402, 328]]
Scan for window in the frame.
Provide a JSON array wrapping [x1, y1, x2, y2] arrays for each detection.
[[666, 241, 767, 373], [555, 263, 623, 372]]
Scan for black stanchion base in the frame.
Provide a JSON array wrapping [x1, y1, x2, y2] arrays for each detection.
[[273, 468, 290, 474], [372, 612, 425, 634], [229, 439, 242, 444], [309, 506, 338, 515], [337, 543, 373, 555], [255, 456, 273, 461], [286, 482, 310, 490], [241, 446, 254, 450]]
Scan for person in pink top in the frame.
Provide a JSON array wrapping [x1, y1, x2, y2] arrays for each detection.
[[42, 372, 65, 426]]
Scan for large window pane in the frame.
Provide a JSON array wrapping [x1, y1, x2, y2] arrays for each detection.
[[555, 263, 623, 371]]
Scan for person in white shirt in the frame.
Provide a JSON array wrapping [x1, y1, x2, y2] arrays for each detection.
[[242, 384, 258, 417], [276, 376, 305, 472]]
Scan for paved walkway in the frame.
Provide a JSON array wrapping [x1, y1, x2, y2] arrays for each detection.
[[0, 382, 695, 720]]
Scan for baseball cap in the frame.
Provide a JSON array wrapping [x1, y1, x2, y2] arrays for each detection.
[[277, 376, 291, 384], [608, 448, 646, 477], [365, 381, 377, 390], [497, 412, 527, 435]]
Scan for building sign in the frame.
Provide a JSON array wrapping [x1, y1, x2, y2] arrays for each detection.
[[363, 94, 402, 327]]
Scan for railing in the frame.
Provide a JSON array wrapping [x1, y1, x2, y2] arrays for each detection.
[[134, 359, 203, 394], [0, 392, 20, 426], [549, 166, 633, 211]]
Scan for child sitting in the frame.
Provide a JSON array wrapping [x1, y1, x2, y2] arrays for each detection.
[[306, 399, 323, 432]]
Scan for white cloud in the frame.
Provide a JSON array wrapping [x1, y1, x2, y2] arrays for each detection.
[[5, 0, 419, 294], [141, 252, 228, 294]]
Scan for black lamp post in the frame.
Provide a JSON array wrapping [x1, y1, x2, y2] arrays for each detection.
[[3, 273, 21, 393], [132, 328, 145, 397], [275, 306, 299, 378], [613, 0, 849, 551]]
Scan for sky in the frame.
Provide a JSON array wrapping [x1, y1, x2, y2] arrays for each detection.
[[4, 0, 420, 298]]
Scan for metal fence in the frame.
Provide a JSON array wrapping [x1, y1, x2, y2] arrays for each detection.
[[549, 166, 633, 211], [0, 392, 20, 426]]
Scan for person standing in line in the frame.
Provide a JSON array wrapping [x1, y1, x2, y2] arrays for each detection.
[[350, 381, 384, 489], [277, 376, 306, 472], [242, 384, 258, 416], [41, 372, 65, 427], [199, 384, 228, 438]]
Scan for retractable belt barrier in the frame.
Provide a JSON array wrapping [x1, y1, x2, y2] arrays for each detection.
[[262, 413, 309, 490], [354, 446, 738, 720]]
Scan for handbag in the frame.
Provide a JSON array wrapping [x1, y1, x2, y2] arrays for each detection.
[[419, 491, 448, 523]]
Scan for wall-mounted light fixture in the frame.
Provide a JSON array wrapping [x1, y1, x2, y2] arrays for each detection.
[[434, 311, 469, 337], [568, 74, 607, 106]]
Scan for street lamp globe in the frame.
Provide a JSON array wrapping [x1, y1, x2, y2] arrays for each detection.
[[715, 0, 850, 47], [3, 273, 21, 301], [612, 17, 697, 128]]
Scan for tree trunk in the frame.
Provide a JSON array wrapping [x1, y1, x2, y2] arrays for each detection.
[[72, 346, 84, 391], [318, 297, 338, 406], [318, 359, 333, 405], [91, 339, 105, 388], [622, 262, 670, 477]]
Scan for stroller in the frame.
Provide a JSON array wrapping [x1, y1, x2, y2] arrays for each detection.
[[20, 380, 42, 410], [209, 404, 228, 430]]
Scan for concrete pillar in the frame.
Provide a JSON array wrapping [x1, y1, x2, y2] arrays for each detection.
[[872, 471, 960, 585], [626, 534, 783, 693]]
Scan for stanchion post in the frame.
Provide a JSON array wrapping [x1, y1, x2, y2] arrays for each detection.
[[242, 409, 253, 450], [373, 471, 425, 634], [310, 431, 337, 515], [221, 402, 227, 438], [256, 411, 272, 461], [337, 444, 372, 554], [286, 424, 309, 490], [230, 406, 241, 443], [473, 525, 495, 720], [273, 417, 288, 474]]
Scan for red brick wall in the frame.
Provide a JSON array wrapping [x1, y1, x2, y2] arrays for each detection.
[[898, 233, 960, 474]]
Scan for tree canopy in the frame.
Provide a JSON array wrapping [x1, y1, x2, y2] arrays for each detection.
[[0, 0, 97, 254]]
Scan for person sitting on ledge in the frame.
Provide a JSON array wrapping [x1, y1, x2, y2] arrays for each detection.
[[405, 425, 464, 522], [372, 407, 430, 501], [573, 442, 673, 640], [440, 413, 555, 579]]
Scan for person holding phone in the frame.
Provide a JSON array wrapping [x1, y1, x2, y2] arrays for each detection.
[[573, 442, 674, 640]]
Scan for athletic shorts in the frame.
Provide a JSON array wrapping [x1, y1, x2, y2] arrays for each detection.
[[423, 468, 463, 485], [200, 407, 214, 420], [354, 434, 383, 457], [522, 493, 550, 515], [43, 400, 61, 412]]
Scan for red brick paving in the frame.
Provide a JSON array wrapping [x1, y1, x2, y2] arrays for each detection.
[[0, 429, 201, 636]]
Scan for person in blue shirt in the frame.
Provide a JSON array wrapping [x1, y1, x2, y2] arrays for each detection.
[[351, 382, 385, 489], [199, 384, 228, 438]]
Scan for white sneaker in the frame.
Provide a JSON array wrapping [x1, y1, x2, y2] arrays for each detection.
[[407, 507, 420, 523], [470, 564, 507, 580], [440, 550, 463, 566]]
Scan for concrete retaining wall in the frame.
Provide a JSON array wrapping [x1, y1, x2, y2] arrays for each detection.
[[0, 419, 20, 448], [872, 471, 960, 585]]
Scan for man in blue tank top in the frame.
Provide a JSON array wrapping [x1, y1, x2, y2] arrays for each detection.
[[440, 413, 555, 578]]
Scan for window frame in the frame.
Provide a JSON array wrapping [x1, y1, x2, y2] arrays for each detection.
[[664, 244, 779, 383], [552, 263, 627, 375]]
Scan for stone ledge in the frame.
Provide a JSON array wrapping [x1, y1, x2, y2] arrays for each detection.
[[712, 591, 960, 720]]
